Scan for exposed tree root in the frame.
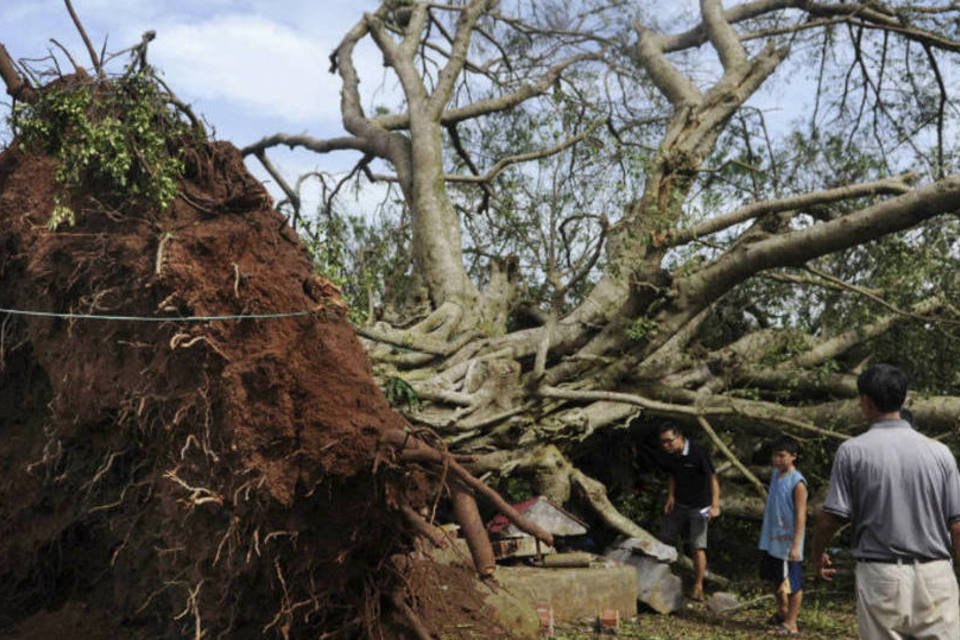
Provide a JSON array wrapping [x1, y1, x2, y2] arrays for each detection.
[[451, 480, 496, 576], [381, 429, 554, 547], [390, 591, 433, 640]]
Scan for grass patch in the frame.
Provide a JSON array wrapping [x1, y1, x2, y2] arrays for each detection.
[[552, 586, 858, 639]]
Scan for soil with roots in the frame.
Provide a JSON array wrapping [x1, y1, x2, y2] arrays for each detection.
[[0, 137, 516, 639]]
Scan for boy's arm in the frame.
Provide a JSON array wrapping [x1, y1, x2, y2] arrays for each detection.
[[708, 473, 721, 519], [789, 481, 808, 561]]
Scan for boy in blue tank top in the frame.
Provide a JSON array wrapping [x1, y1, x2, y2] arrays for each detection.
[[758, 436, 807, 635]]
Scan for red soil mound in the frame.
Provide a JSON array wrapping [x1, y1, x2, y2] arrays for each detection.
[[0, 138, 523, 638]]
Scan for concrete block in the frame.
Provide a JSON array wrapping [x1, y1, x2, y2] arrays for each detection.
[[495, 564, 638, 622], [481, 583, 541, 639]]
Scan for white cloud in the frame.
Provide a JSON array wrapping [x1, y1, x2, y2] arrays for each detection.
[[148, 14, 344, 125]]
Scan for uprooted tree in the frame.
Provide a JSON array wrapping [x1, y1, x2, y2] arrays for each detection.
[[244, 0, 960, 541], [0, 9, 555, 639]]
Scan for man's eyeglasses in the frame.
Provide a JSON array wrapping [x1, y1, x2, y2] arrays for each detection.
[[659, 435, 680, 445]]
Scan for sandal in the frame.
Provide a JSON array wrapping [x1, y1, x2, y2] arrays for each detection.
[[771, 623, 799, 636], [765, 613, 785, 626]]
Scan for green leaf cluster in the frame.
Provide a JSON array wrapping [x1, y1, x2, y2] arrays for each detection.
[[10, 71, 197, 227], [625, 316, 658, 342], [382, 375, 420, 410]]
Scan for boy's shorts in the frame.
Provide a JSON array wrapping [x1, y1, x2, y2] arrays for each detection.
[[759, 552, 803, 593]]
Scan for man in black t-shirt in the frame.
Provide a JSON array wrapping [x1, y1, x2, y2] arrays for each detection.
[[657, 425, 721, 601]]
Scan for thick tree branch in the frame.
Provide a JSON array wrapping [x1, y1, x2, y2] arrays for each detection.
[[632, 26, 702, 106], [569, 468, 678, 562], [365, 13, 428, 105], [790, 297, 944, 369], [332, 8, 393, 155], [700, 0, 748, 71], [401, 3, 431, 58], [662, 0, 800, 52], [668, 173, 915, 246], [677, 175, 960, 314], [358, 322, 481, 357], [538, 385, 848, 440], [659, 1, 960, 54]]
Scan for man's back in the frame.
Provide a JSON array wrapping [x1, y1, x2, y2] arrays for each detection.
[[824, 419, 960, 560]]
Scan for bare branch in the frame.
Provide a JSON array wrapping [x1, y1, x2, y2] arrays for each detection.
[[447, 123, 600, 184], [48, 38, 81, 73], [251, 151, 300, 215], [401, 3, 431, 58], [331, 8, 393, 155], [569, 468, 678, 562], [371, 124, 600, 186], [64, 0, 102, 77], [429, 0, 489, 117], [240, 133, 371, 157], [370, 51, 600, 130], [365, 13, 428, 104], [538, 385, 847, 440], [696, 415, 766, 499], [804, 2, 960, 53]]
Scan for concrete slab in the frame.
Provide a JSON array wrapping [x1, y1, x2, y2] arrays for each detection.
[[495, 564, 638, 622]]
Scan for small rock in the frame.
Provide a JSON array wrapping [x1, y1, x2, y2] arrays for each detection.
[[706, 591, 739, 615]]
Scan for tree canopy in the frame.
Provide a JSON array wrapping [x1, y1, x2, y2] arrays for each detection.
[[240, 0, 960, 543]]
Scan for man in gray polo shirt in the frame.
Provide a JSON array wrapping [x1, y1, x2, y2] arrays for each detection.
[[811, 363, 960, 639]]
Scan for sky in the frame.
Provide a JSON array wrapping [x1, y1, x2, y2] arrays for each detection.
[[0, 0, 395, 212], [0, 1, 817, 183], [4, 1, 950, 220]]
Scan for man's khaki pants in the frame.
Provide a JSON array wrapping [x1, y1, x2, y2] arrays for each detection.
[[856, 559, 960, 639]]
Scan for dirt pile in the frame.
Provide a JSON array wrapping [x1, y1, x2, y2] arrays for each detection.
[[0, 133, 535, 638]]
